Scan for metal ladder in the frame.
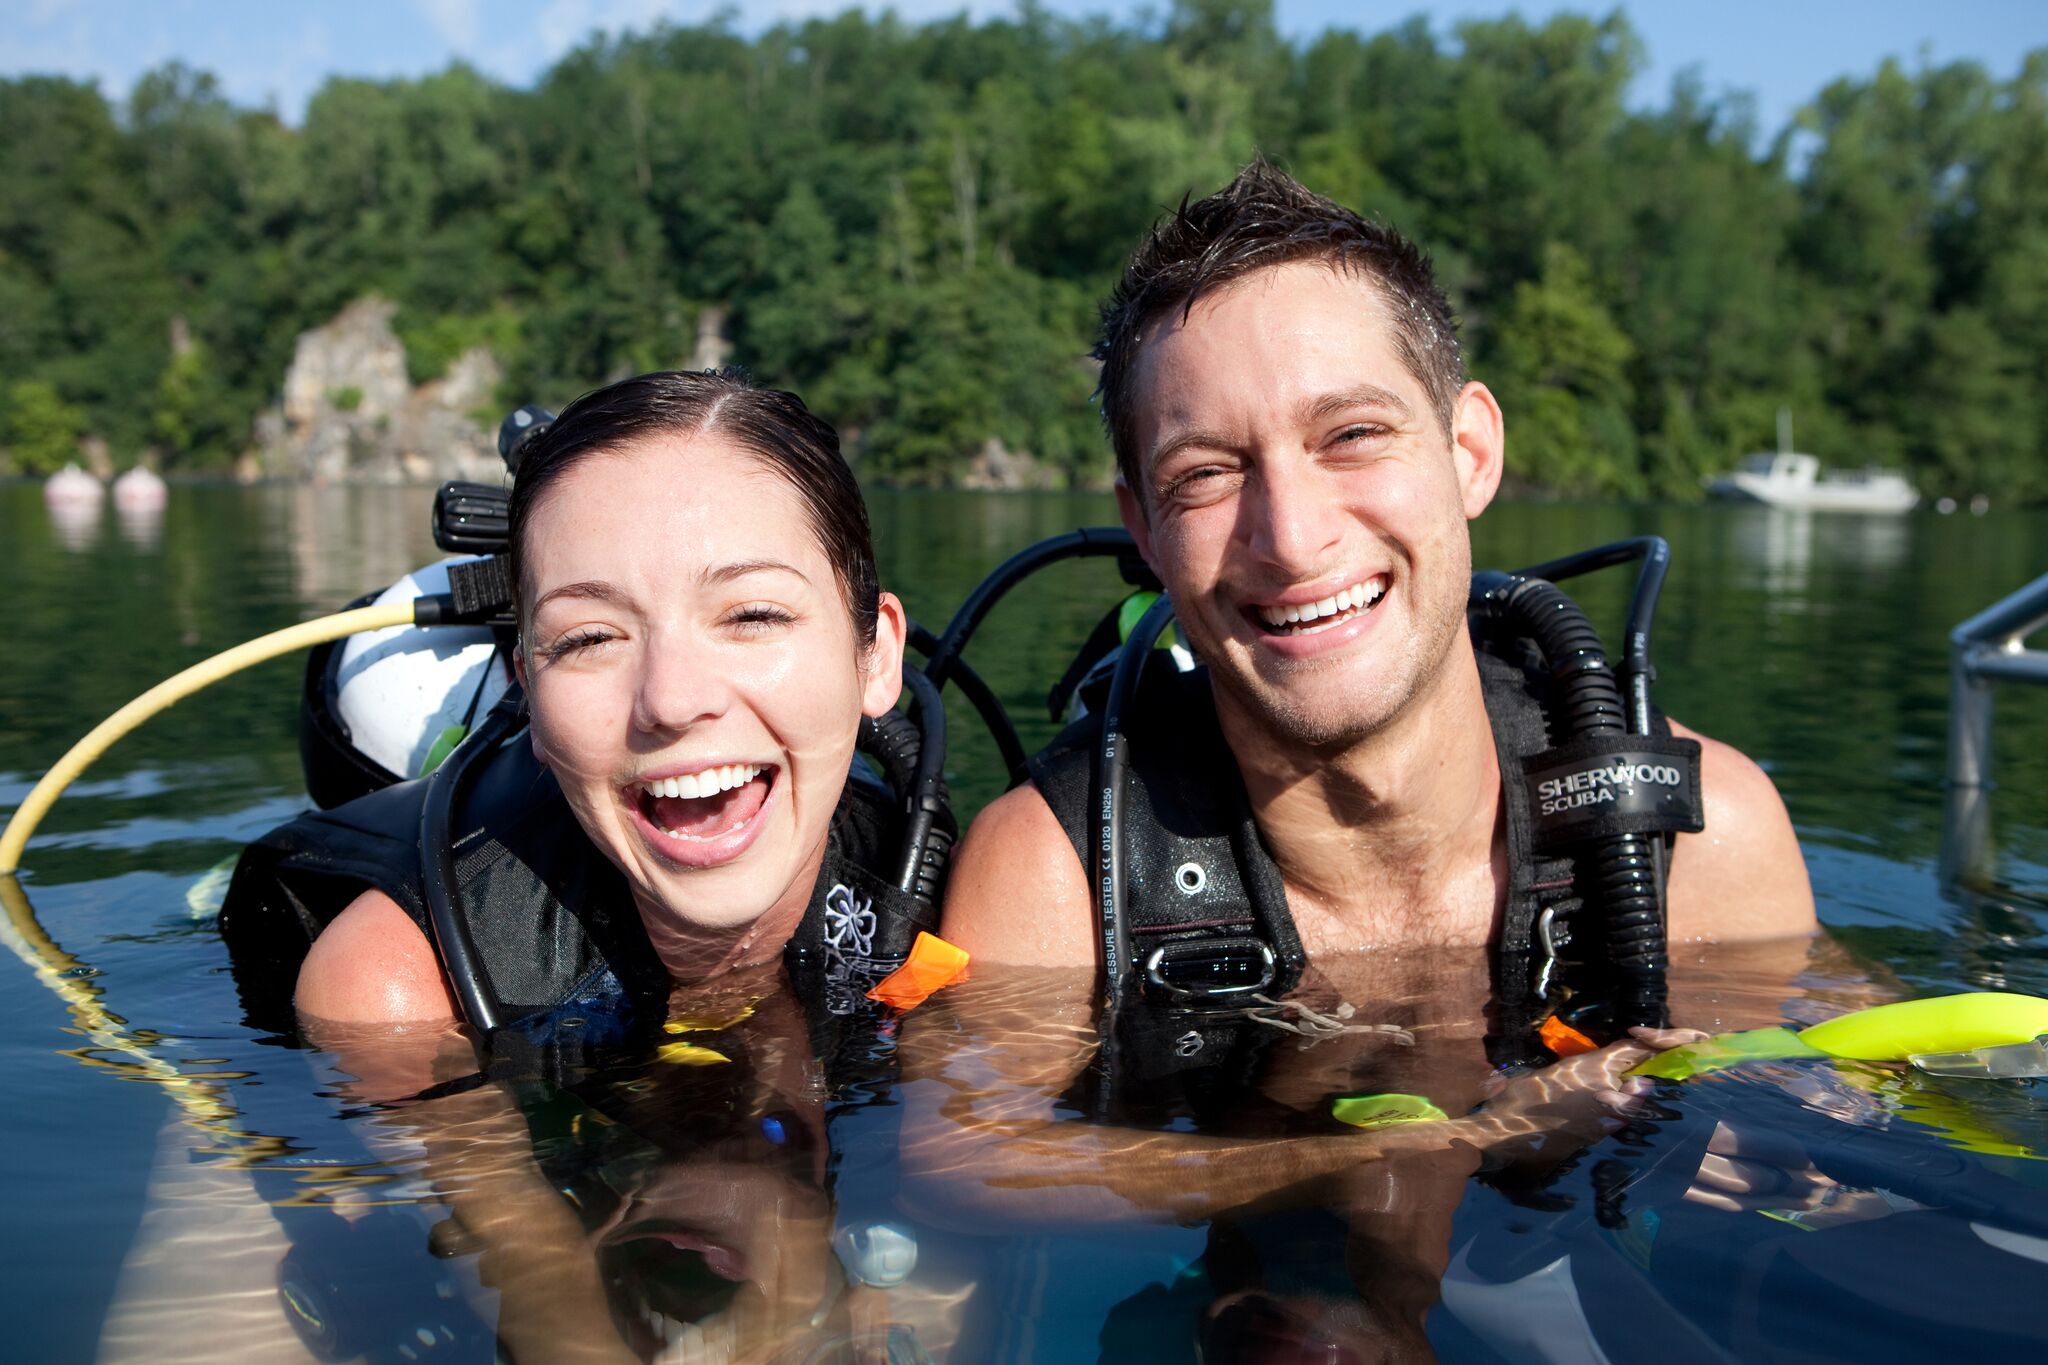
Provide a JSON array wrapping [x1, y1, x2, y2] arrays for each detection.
[[1943, 573, 2048, 887]]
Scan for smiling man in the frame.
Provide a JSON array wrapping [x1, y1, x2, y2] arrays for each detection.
[[942, 161, 1814, 1002]]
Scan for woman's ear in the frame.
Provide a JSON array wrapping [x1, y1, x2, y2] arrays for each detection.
[[860, 591, 909, 718], [513, 644, 549, 764]]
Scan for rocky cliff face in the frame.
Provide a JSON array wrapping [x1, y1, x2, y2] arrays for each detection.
[[251, 298, 504, 483], [958, 436, 1061, 491]]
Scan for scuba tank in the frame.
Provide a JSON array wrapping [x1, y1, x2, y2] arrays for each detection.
[[299, 558, 514, 807], [298, 408, 547, 809]]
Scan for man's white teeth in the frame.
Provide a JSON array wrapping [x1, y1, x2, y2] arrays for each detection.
[[1258, 579, 1386, 629], [646, 764, 764, 800]]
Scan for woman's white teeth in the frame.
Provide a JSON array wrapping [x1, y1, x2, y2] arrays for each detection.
[[1259, 579, 1385, 629], [646, 764, 763, 800]]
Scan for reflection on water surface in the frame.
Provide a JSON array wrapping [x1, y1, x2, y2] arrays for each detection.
[[3, 484, 2048, 1361]]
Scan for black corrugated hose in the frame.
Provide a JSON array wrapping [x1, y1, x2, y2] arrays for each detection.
[[1477, 574, 1669, 1030]]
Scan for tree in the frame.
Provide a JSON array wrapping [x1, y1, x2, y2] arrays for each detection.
[[4, 379, 88, 474], [1488, 243, 1639, 495]]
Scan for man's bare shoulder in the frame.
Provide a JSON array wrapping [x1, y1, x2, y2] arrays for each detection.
[[1665, 719, 1816, 942], [297, 887, 460, 1026], [940, 782, 1098, 968]]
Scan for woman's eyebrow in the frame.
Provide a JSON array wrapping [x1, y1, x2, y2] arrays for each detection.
[[703, 558, 810, 586], [531, 580, 631, 614]]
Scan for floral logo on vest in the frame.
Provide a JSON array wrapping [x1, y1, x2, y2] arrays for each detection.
[[824, 882, 877, 960]]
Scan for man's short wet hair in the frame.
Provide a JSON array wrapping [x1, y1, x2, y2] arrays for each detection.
[[1094, 157, 1465, 494]]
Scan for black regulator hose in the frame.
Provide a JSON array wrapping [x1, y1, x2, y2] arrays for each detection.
[[418, 691, 527, 1036], [892, 667, 954, 907], [1094, 592, 1179, 1012], [1470, 573, 1669, 1030], [855, 668, 954, 908]]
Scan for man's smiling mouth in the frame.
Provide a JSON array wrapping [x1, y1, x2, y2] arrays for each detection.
[[634, 765, 775, 841], [1251, 576, 1388, 636]]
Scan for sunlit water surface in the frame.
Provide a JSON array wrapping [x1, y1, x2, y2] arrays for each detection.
[[4, 483, 2048, 1362]]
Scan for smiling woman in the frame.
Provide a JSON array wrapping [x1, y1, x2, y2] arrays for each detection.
[[263, 369, 941, 1036]]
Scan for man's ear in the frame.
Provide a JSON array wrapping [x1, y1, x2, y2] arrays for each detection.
[[860, 591, 909, 718], [1115, 478, 1156, 565], [1451, 380, 1506, 520]]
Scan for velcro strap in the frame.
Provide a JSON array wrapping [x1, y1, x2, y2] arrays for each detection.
[[1523, 735, 1704, 850]]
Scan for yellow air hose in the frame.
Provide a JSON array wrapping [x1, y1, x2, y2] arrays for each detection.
[[0, 601, 417, 873]]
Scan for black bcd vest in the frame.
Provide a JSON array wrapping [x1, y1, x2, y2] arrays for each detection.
[[1028, 632, 1702, 1120], [220, 718, 944, 1054]]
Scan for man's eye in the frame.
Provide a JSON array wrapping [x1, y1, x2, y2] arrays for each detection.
[[1334, 424, 1386, 445], [1162, 466, 1229, 500]]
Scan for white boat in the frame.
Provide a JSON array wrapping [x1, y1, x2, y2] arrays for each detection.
[[1704, 411, 1918, 514], [1706, 452, 1919, 513]]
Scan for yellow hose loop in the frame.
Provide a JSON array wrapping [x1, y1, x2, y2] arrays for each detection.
[[0, 601, 417, 874]]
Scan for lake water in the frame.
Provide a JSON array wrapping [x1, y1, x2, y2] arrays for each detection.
[[4, 481, 2048, 1361]]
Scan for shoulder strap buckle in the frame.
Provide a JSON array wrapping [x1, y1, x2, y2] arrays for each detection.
[[1142, 936, 1277, 1003]]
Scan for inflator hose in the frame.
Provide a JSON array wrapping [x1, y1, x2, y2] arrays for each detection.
[[856, 670, 954, 907], [1473, 575, 1668, 1029], [0, 601, 418, 874], [893, 668, 954, 906]]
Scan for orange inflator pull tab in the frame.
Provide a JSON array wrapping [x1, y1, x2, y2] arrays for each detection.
[[1540, 1014, 1600, 1057], [866, 932, 970, 1011]]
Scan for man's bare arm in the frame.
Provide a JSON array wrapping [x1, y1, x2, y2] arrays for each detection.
[[941, 781, 1099, 967], [1666, 720, 1817, 942], [895, 967, 1696, 1230]]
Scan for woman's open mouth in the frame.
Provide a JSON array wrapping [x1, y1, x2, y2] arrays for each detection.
[[630, 764, 777, 866]]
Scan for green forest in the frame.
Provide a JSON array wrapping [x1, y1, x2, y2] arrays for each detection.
[[3, 1, 2046, 499]]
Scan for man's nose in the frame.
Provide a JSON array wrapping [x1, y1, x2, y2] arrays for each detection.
[[1243, 456, 1341, 575], [632, 632, 729, 735]]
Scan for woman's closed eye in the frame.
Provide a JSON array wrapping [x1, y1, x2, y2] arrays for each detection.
[[725, 603, 798, 637], [534, 627, 618, 663]]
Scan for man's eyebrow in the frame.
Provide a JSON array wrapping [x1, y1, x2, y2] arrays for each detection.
[[1301, 385, 1414, 425], [703, 558, 810, 587], [1146, 427, 1240, 477]]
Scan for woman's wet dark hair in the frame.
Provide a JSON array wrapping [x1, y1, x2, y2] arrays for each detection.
[[508, 368, 880, 648]]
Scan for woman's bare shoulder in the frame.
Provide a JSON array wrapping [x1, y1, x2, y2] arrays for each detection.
[[296, 887, 459, 1025]]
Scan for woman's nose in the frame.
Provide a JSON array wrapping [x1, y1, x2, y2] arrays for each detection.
[[632, 634, 729, 735]]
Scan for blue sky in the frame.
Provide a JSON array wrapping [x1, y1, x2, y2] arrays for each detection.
[[7, 0, 2046, 138]]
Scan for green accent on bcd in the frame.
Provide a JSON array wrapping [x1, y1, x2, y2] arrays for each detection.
[[419, 724, 467, 777], [1117, 592, 1178, 652], [1331, 1093, 1448, 1129]]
